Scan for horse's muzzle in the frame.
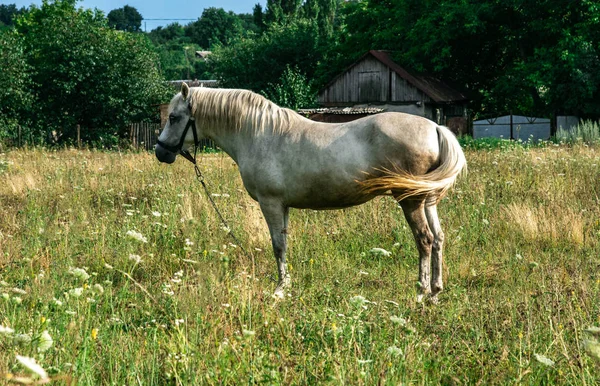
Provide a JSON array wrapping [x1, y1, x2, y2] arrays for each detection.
[[155, 144, 176, 164]]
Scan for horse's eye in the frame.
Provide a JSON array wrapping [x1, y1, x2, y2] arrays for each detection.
[[169, 114, 177, 124]]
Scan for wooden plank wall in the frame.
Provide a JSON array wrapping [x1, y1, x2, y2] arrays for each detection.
[[318, 56, 428, 105]]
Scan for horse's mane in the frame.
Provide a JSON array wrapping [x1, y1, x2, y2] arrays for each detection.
[[188, 88, 302, 134]]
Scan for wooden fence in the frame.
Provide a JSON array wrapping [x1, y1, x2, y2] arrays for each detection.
[[129, 122, 216, 151]]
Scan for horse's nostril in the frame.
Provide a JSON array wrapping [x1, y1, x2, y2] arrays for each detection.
[[155, 144, 176, 164]]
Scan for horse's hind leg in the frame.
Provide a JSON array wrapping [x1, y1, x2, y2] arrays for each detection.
[[425, 204, 444, 303], [259, 199, 290, 299], [398, 199, 434, 302]]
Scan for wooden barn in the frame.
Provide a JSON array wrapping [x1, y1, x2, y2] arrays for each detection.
[[316, 50, 469, 133]]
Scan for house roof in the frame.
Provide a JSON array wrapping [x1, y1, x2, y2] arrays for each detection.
[[298, 107, 385, 116], [326, 50, 467, 103], [168, 80, 219, 89], [195, 51, 211, 59]]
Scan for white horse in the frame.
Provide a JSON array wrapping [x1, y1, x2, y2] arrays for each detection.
[[156, 83, 466, 302]]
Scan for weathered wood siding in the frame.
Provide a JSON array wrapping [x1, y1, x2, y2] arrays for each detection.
[[390, 72, 430, 103], [318, 56, 427, 105]]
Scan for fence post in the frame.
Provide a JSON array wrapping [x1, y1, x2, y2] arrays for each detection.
[[77, 125, 81, 148], [18, 125, 22, 147]]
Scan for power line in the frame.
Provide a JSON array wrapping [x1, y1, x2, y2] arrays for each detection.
[[143, 18, 196, 21]]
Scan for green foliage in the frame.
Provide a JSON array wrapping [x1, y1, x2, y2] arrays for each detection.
[[555, 120, 600, 145], [10, 0, 171, 146], [107, 5, 143, 32], [185, 7, 244, 49], [0, 29, 35, 143], [208, 18, 329, 92], [262, 65, 317, 109], [0, 3, 26, 28]]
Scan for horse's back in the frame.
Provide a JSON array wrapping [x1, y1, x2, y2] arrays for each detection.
[[347, 112, 441, 175]]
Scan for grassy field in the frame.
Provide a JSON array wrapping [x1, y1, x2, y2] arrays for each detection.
[[0, 145, 599, 384]]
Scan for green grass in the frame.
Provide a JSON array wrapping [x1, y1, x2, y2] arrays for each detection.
[[0, 146, 599, 384]]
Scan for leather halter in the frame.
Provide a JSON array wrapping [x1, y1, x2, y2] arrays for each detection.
[[156, 118, 198, 164]]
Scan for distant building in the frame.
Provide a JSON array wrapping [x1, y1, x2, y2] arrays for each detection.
[[315, 50, 469, 133]]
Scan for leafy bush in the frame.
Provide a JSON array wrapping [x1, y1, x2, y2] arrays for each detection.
[[261, 65, 317, 110], [555, 120, 600, 145]]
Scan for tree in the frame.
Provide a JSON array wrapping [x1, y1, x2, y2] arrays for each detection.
[[185, 7, 244, 49], [208, 18, 323, 93], [253, 3, 265, 32], [15, 0, 170, 145], [0, 4, 26, 28], [0, 29, 34, 143], [107, 5, 142, 32], [148, 22, 188, 45]]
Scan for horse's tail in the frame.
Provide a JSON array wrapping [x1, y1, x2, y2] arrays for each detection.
[[360, 125, 466, 204]]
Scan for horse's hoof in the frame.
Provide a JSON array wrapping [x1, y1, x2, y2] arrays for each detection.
[[428, 294, 440, 305]]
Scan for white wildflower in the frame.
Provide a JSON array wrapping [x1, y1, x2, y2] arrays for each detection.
[[151, 211, 161, 217], [387, 345, 403, 357], [583, 327, 600, 362], [185, 238, 194, 246], [369, 247, 392, 257], [126, 230, 148, 243], [51, 298, 63, 307], [11, 287, 27, 295], [534, 353, 555, 367], [0, 325, 14, 335], [68, 267, 90, 281], [174, 319, 185, 326], [242, 329, 255, 338], [68, 287, 84, 298], [37, 330, 53, 352], [92, 284, 104, 295], [128, 254, 143, 264], [1, 293, 9, 300], [390, 315, 407, 326], [349, 295, 368, 308], [13, 333, 32, 345], [12, 296, 22, 304], [16, 355, 48, 380]]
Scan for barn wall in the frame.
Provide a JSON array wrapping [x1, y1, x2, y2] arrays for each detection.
[[318, 57, 427, 105], [390, 72, 429, 103]]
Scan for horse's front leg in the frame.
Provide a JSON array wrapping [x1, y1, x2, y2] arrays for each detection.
[[259, 199, 290, 299]]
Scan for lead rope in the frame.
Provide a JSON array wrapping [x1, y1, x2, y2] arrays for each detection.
[[193, 162, 249, 256], [188, 146, 277, 284]]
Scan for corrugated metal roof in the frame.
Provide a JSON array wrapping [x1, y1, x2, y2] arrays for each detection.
[[298, 107, 385, 116], [323, 50, 467, 103], [168, 80, 219, 89]]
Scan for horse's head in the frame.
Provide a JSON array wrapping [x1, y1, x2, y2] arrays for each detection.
[[156, 83, 197, 164]]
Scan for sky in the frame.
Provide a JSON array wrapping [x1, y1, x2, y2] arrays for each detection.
[[7, 0, 265, 31]]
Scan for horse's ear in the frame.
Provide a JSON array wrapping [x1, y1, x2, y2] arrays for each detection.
[[181, 82, 190, 100]]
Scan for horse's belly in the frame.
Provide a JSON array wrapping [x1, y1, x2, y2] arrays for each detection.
[[285, 184, 375, 210]]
